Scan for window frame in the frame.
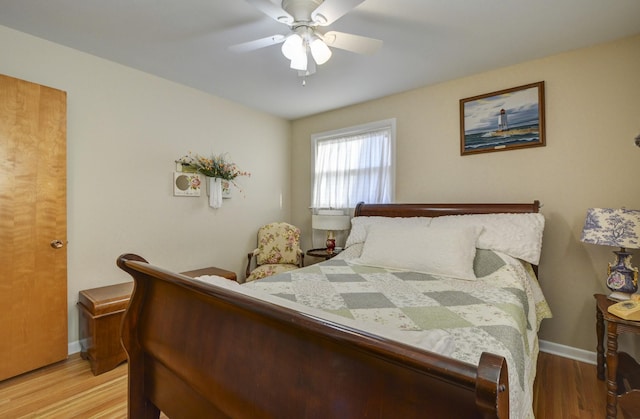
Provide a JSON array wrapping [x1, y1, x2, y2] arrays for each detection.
[[310, 118, 396, 209]]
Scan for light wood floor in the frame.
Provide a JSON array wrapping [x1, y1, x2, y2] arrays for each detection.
[[0, 352, 613, 418]]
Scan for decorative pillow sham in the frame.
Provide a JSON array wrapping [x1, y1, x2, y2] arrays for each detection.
[[344, 216, 432, 249], [350, 223, 482, 280], [430, 213, 544, 265]]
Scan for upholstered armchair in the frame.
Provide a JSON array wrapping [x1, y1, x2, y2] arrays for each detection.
[[245, 222, 304, 282]]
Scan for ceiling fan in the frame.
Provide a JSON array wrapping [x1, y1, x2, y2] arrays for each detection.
[[230, 0, 382, 76]]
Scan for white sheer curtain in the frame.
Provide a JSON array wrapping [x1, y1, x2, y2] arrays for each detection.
[[311, 122, 395, 209]]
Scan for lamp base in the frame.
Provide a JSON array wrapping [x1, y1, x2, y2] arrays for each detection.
[[326, 230, 336, 254], [606, 248, 639, 294], [326, 238, 336, 254]]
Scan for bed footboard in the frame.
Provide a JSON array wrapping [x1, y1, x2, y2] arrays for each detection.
[[118, 253, 509, 418]]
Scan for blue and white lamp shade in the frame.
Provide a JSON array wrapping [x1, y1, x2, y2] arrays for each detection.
[[581, 208, 640, 295], [581, 208, 640, 249]]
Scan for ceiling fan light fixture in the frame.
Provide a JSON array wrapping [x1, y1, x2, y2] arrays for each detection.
[[235, 0, 383, 76], [290, 51, 308, 71], [310, 38, 332, 65], [281, 33, 304, 60]]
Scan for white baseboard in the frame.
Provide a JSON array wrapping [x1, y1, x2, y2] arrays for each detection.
[[539, 339, 597, 365], [68, 340, 81, 356]]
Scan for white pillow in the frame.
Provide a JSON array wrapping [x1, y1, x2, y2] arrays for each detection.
[[345, 216, 432, 248], [351, 223, 482, 280], [430, 213, 544, 265]]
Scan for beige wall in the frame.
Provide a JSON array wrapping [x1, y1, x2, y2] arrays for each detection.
[[2, 21, 639, 354], [0, 25, 291, 346], [291, 34, 640, 352]]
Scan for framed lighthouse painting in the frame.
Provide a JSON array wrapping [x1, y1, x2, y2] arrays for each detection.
[[460, 81, 545, 156]]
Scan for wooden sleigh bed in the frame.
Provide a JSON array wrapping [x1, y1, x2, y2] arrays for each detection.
[[118, 201, 544, 419]]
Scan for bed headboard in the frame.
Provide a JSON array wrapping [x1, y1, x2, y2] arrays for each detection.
[[354, 201, 541, 218]]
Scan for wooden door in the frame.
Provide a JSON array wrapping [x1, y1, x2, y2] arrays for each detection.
[[0, 74, 67, 380]]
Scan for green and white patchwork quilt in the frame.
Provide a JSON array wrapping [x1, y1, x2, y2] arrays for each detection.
[[244, 249, 551, 419]]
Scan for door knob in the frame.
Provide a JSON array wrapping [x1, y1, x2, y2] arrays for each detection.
[[50, 240, 64, 249]]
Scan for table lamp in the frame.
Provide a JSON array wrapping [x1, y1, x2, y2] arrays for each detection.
[[312, 211, 351, 254], [581, 208, 640, 300]]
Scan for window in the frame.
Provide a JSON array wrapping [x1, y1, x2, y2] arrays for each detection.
[[311, 118, 396, 209]]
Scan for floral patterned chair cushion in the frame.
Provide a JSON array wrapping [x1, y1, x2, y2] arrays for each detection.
[[246, 263, 300, 282], [246, 222, 304, 282]]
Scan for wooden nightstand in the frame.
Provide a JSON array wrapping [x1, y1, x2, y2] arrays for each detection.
[[306, 248, 341, 260], [595, 293, 640, 418]]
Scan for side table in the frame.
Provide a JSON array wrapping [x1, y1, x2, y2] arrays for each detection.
[[306, 248, 341, 261], [595, 293, 640, 418]]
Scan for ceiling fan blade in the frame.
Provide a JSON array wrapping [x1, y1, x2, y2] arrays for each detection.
[[311, 0, 366, 26], [228, 34, 287, 53], [246, 0, 294, 25], [323, 31, 382, 55]]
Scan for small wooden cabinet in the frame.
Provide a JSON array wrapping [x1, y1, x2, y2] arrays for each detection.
[[78, 282, 133, 375]]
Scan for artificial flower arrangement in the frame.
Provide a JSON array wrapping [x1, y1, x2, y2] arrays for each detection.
[[177, 152, 250, 184], [176, 152, 250, 208]]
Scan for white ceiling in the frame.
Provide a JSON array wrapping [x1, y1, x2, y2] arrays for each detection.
[[1, 0, 639, 120]]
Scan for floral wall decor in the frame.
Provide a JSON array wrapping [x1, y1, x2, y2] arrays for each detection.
[[173, 172, 201, 196], [176, 153, 250, 208]]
